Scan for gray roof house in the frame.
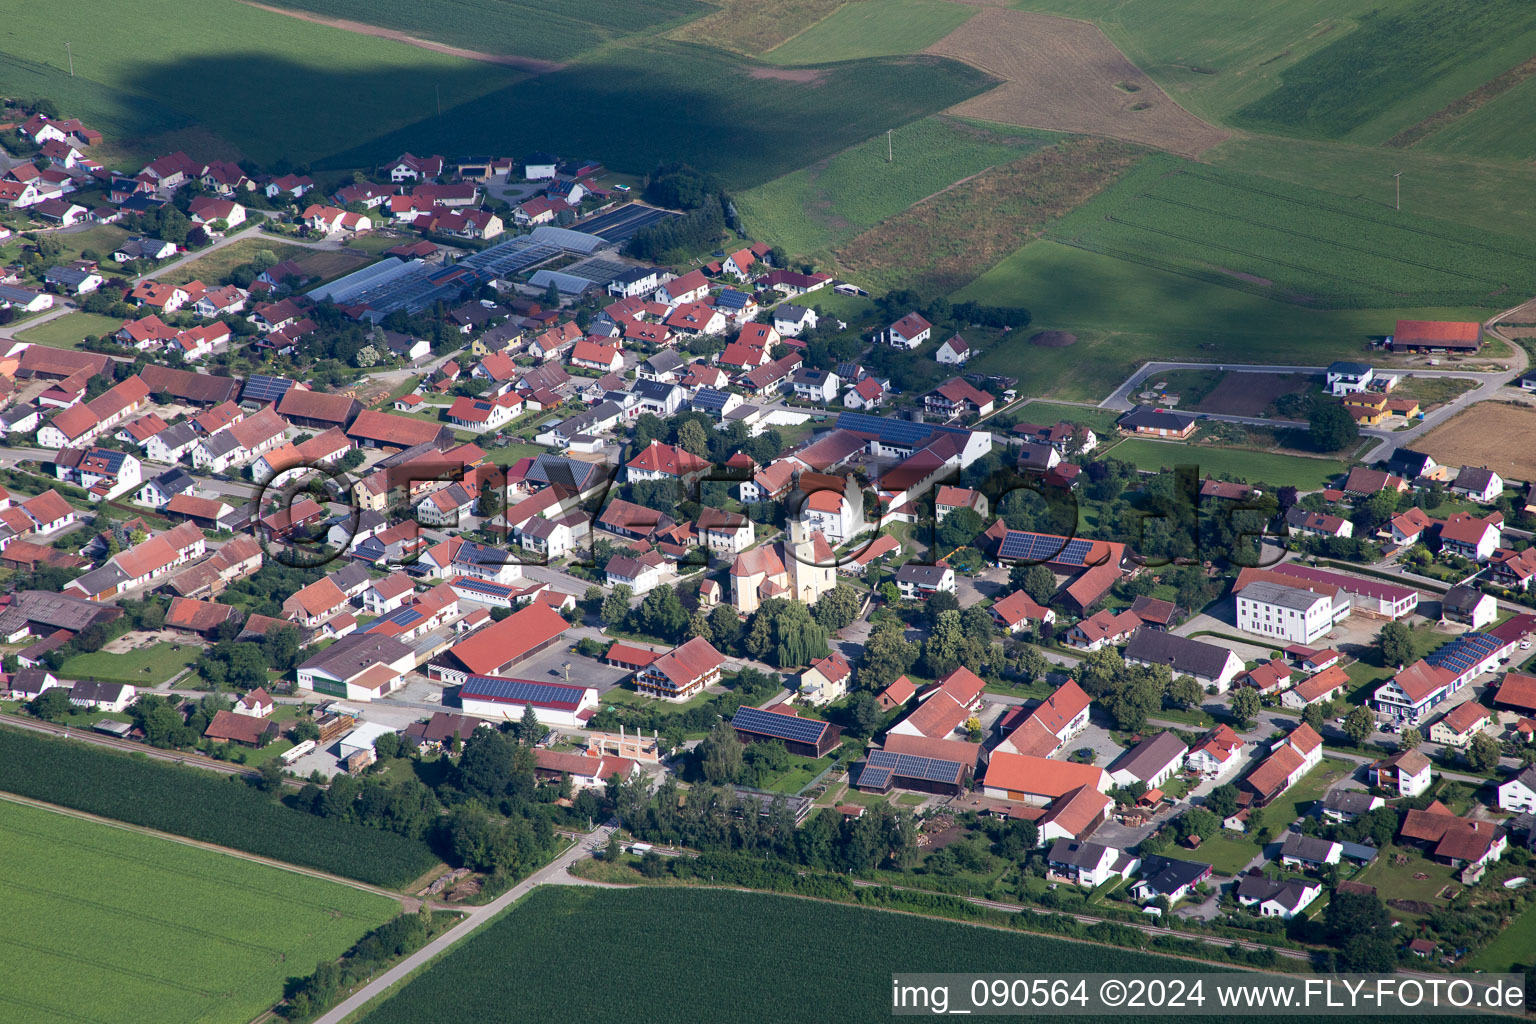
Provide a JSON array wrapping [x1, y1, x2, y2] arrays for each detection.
[[1123, 628, 1245, 692]]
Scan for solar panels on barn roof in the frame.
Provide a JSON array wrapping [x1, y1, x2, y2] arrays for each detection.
[[865, 748, 965, 784], [1426, 633, 1502, 675], [241, 374, 296, 403], [460, 676, 587, 709], [368, 605, 424, 630], [730, 705, 832, 745], [997, 530, 1094, 566], [834, 411, 970, 448], [451, 577, 519, 600]]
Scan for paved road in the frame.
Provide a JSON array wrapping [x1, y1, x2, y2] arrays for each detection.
[[130, 217, 342, 286], [313, 822, 617, 1024]]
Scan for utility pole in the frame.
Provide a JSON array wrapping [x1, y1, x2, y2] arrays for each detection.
[[1394, 170, 1402, 211], [65, 42, 73, 77], [887, 129, 893, 163]]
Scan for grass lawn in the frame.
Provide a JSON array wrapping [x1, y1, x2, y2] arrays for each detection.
[[1342, 623, 1445, 701], [1194, 758, 1351, 875], [1007, 400, 1122, 435], [1103, 437, 1347, 490], [766, 0, 975, 64], [1391, 375, 1482, 409], [1195, 833, 1265, 875], [1471, 899, 1536, 972], [956, 240, 1491, 401], [14, 312, 126, 350], [0, 797, 398, 1024], [1354, 843, 1460, 917], [162, 238, 308, 286], [602, 685, 714, 715], [58, 642, 200, 686], [752, 754, 836, 794], [483, 442, 550, 466]]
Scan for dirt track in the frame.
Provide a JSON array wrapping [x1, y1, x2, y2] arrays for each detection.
[[924, 8, 1229, 158], [240, 1, 565, 72]]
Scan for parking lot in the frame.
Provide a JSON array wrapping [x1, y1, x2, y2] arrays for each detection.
[[502, 645, 633, 695]]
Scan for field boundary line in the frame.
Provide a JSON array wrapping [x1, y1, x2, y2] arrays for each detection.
[[758, 1, 852, 59], [0, 790, 413, 904]]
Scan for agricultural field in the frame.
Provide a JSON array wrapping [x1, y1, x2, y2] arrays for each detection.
[[0, 797, 398, 1024], [0, 0, 526, 165], [1471, 900, 1536, 973], [1044, 154, 1536, 308], [954, 241, 1486, 401], [0, 727, 440, 888], [318, 41, 997, 189], [1103, 437, 1348, 490], [14, 312, 126, 350], [766, 0, 975, 64], [680, 0, 846, 56], [924, 7, 1229, 158], [1417, 402, 1536, 484], [1196, 372, 1313, 417], [1230, 0, 1536, 144], [737, 116, 1055, 258], [1010, 400, 1123, 435], [360, 887, 1249, 1024], [161, 238, 308, 286], [833, 135, 1145, 296], [1415, 72, 1536, 160], [262, 0, 712, 62]]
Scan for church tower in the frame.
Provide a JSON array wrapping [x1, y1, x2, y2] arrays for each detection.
[[785, 519, 834, 605]]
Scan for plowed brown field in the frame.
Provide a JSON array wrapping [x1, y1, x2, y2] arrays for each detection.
[[1418, 402, 1536, 482], [924, 8, 1229, 158]]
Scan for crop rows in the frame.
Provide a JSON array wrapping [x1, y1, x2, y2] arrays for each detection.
[[1050, 157, 1536, 307], [0, 727, 438, 888], [0, 798, 395, 1024], [1233, 0, 1536, 138]]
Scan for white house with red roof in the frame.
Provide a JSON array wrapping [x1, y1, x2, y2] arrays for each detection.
[[882, 311, 932, 349], [935, 334, 970, 364], [654, 270, 708, 306]]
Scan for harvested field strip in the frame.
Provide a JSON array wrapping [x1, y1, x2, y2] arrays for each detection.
[[1387, 54, 1536, 148], [924, 7, 1228, 157], [679, 0, 846, 55], [1416, 402, 1536, 483], [832, 134, 1146, 294], [767, 0, 976, 64]]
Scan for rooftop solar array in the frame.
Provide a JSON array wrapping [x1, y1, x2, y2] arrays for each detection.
[[527, 225, 606, 254], [1427, 632, 1503, 674], [835, 411, 971, 449], [866, 748, 965, 785], [85, 448, 130, 473], [731, 705, 831, 745], [562, 257, 629, 286], [857, 760, 894, 790], [306, 257, 413, 303], [461, 676, 586, 708], [528, 269, 596, 295], [691, 387, 732, 413], [578, 205, 678, 243], [997, 530, 1093, 566], [450, 576, 518, 600], [241, 374, 296, 403]]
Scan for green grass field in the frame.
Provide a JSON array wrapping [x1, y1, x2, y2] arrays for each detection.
[[1103, 438, 1347, 490], [1416, 74, 1536, 160], [1471, 899, 1536, 972], [264, 0, 712, 61], [953, 241, 1486, 401], [0, 0, 525, 165], [1043, 153, 1536, 308], [0, 797, 397, 1024], [1230, 0, 1536, 144], [57, 642, 200, 686], [162, 238, 308, 286], [737, 116, 1053, 257], [360, 886, 1251, 1024], [1008, 401, 1123, 435], [766, 0, 975, 64], [14, 312, 126, 350], [319, 42, 996, 188]]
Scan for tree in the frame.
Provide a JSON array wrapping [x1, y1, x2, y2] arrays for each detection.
[[1398, 726, 1422, 751], [1105, 666, 1164, 731], [256, 759, 285, 792], [28, 688, 72, 721], [1307, 401, 1359, 452], [1339, 932, 1397, 973], [634, 585, 689, 641], [699, 721, 744, 784], [1204, 783, 1238, 819], [1230, 686, 1260, 728], [1167, 675, 1203, 710], [544, 281, 561, 308], [707, 605, 743, 654], [1013, 643, 1048, 683], [600, 584, 632, 626], [938, 508, 983, 550], [1178, 807, 1219, 842], [1466, 732, 1501, 772], [604, 830, 623, 862], [846, 692, 883, 737], [811, 585, 861, 632], [860, 620, 917, 687], [517, 704, 548, 746], [1019, 564, 1056, 605], [1343, 705, 1375, 747], [1302, 702, 1326, 731], [1077, 646, 1124, 698], [1377, 621, 1414, 669], [675, 418, 710, 458]]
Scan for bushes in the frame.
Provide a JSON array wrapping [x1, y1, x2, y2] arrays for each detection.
[[0, 728, 437, 887]]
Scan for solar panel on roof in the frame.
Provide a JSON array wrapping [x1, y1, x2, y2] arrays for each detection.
[[242, 374, 295, 403], [462, 676, 585, 708], [731, 706, 829, 745], [866, 748, 963, 785], [858, 761, 894, 789]]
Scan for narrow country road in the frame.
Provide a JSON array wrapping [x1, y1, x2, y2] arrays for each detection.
[[311, 822, 618, 1024]]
